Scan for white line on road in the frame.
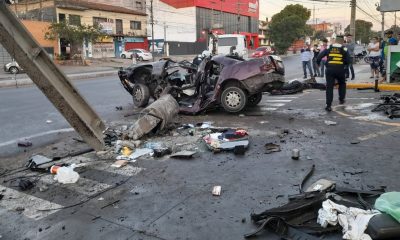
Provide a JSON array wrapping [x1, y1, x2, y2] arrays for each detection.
[[265, 100, 293, 103], [267, 96, 298, 99], [264, 103, 286, 107], [0, 128, 74, 148], [261, 108, 278, 111]]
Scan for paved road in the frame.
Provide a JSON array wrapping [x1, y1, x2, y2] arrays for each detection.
[[0, 75, 131, 152]]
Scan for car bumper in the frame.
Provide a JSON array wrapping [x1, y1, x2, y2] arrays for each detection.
[[142, 55, 152, 61], [3, 65, 9, 72]]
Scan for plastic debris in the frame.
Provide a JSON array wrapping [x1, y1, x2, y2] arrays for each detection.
[[212, 186, 222, 196], [17, 139, 32, 147], [306, 179, 335, 192], [375, 192, 400, 223], [46, 120, 53, 124], [26, 155, 52, 169], [111, 160, 128, 168], [54, 164, 80, 184], [170, 150, 197, 159], [203, 129, 249, 152], [265, 143, 281, 154], [324, 120, 337, 126], [18, 179, 34, 191], [292, 149, 300, 160], [117, 148, 154, 161]]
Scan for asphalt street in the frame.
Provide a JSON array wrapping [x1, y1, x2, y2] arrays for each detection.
[[0, 55, 303, 154], [1, 86, 400, 240]]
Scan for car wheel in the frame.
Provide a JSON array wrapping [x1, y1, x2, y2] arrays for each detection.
[[247, 93, 263, 106], [220, 86, 247, 113], [139, 56, 144, 61], [132, 83, 150, 108], [9, 66, 19, 74], [121, 54, 126, 59]]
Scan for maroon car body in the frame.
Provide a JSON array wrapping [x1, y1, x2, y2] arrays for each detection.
[[118, 55, 285, 114], [251, 46, 275, 58]]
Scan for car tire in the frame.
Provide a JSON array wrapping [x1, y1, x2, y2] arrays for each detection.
[[220, 86, 247, 113], [9, 66, 19, 74], [132, 83, 150, 108], [247, 93, 263, 106], [121, 54, 126, 59], [139, 56, 144, 61]]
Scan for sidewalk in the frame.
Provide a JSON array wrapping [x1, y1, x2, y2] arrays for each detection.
[[346, 62, 400, 91]]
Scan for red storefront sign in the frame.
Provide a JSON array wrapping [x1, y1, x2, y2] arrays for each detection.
[[160, 0, 259, 18]]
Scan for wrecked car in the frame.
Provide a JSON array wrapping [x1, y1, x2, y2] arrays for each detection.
[[118, 55, 285, 113]]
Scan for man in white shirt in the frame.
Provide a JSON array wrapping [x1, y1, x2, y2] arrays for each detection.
[[301, 47, 313, 79], [367, 37, 381, 80]]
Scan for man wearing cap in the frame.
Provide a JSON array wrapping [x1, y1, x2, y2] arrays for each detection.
[[345, 34, 355, 80], [317, 35, 351, 112]]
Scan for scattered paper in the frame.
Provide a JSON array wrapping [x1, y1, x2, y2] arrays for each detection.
[[111, 160, 128, 168], [212, 186, 222, 196], [324, 120, 337, 126]]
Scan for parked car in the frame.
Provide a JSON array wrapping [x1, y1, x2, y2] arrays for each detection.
[[3, 61, 22, 74], [120, 49, 153, 61], [118, 54, 285, 114], [252, 46, 275, 58]]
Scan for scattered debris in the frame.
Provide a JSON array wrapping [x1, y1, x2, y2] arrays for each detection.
[[111, 160, 128, 168], [115, 106, 123, 111], [233, 145, 246, 155], [372, 93, 400, 119], [17, 139, 32, 147], [101, 200, 120, 209], [375, 192, 400, 222], [306, 179, 335, 192], [18, 179, 34, 191], [291, 148, 300, 160], [344, 168, 365, 175], [98, 197, 104, 201], [39, 184, 49, 192], [212, 186, 222, 196], [306, 156, 313, 160], [366, 213, 400, 239], [46, 120, 53, 124], [350, 140, 361, 145], [54, 164, 80, 184], [170, 150, 197, 159], [324, 120, 337, 126], [144, 142, 171, 158], [203, 129, 249, 153], [265, 143, 281, 154], [26, 155, 52, 169], [117, 148, 154, 161]]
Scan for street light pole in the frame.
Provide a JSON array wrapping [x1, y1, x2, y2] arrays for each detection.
[[150, 0, 155, 61]]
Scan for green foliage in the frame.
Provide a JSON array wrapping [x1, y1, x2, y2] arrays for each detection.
[[344, 19, 373, 44], [269, 4, 311, 54], [45, 21, 105, 44], [313, 30, 327, 41]]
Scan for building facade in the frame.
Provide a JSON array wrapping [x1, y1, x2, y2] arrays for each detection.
[[11, 0, 147, 58], [148, 0, 260, 55], [258, 18, 270, 46]]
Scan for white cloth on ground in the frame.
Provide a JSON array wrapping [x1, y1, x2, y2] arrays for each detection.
[[317, 199, 379, 240]]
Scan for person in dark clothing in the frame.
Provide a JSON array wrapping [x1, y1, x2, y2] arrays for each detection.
[[312, 44, 321, 77], [317, 35, 351, 112], [344, 34, 355, 80]]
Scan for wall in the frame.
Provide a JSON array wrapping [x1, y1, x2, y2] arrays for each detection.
[[56, 8, 147, 37], [0, 45, 13, 66], [21, 20, 59, 57], [80, 0, 146, 12], [147, 0, 197, 42]]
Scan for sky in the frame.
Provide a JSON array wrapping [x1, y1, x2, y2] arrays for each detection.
[[259, 0, 398, 31]]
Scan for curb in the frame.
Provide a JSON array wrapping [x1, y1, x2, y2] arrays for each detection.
[[0, 70, 117, 88], [347, 83, 400, 91]]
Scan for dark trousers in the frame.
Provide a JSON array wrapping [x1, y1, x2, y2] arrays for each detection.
[[312, 59, 321, 76], [326, 67, 346, 107], [345, 57, 354, 79]]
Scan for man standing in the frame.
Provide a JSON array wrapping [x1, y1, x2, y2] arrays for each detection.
[[317, 36, 350, 112], [301, 47, 313, 79], [319, 39, 329, 78], [345, 34, 355, 80], [312, 44, 321, 77]]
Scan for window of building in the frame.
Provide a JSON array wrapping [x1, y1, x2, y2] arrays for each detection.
[[69, 15, 81, 26], [136, 1, 143, 10], [93, 17, 107, 26], [116, 19, 123, 35], [59, 13, 66, 22], [130, 21, 141, 30]]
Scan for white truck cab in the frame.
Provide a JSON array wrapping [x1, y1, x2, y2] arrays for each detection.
[[208, 34, 248, 59]]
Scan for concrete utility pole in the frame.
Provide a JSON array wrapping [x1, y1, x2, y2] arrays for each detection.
[[163, 22, 169, 56], [236, 0, 241, 33], [350, 0, 356, 38], [0, 2, 105, 151], [150, 0, 155, 61]]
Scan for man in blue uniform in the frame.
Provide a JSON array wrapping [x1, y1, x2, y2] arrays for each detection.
[[317, 35, 351, 112]]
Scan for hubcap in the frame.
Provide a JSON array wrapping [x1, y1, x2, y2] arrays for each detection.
[[225, 91, 241, 108], [134, 88, 142, 102]]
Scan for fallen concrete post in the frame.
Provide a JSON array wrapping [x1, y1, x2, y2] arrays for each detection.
[[129, 94, 179, 140]]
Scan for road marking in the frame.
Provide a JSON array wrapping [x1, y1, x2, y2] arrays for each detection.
[[265, 103, 286, 107], [0, 185, 63, 220], [268, 96, 298, 99], [265, 100, 293, 103], [261, 108, 278, 111], [0, 128, 74, 148], [357, 127, 400, 141]]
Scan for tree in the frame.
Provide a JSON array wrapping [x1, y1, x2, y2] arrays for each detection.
[[269, 4, 311, 54], [345, 19, 373, 44], [45, 21, 105, 60], [313, 30, 327, 41]]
